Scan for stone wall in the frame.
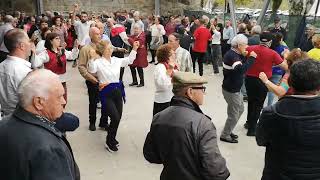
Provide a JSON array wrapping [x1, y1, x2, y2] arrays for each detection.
[[0, 0, 202, 16]]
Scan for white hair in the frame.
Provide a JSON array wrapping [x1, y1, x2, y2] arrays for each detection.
[[231, 34, 248, 48], [251, 25, 262, 34], [133, 23, 142, 30], [17, 69, 60, 108]]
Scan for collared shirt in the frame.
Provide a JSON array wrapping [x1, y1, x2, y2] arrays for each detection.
[[175, 46, 192, 72], [0, 56, 32, 115], [88, 50, 137, 84], [0, 23, 14, 52], [74, 20, 94, 46], [223, 26, 234, 44]]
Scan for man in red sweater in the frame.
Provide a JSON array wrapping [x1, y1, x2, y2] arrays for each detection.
[[192, 19, 211, 76]]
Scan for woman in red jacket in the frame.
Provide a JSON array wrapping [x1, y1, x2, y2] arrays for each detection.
[[128, 24, 148, 87]]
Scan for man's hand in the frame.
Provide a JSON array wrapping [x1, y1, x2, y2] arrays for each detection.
[[73, 3, 79, 11], [133, 41, 140, 51], [249, 51, 257, 58], [259, 72, 268, 84]]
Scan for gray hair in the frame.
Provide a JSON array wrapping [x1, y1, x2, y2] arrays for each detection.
[[4, 15, 14, 23], [251, 25, 262, 34], [231, 34, 248, 48], [4, 29, 28, 52], [133, 23, 142, 30], [17, 69, 60, 108]]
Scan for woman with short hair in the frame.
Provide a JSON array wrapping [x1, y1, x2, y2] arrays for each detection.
[[308, 34, 320, 61], [153, 44, 178, 116], [149, 16, 166, 63]]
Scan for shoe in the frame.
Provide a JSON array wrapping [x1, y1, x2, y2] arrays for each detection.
[[149, 61, 155, 64], [220, 136, 238, 143], [105, 141, 118, 152], [137, 83, 144, 87], [230, 133, 238, 139], [129, 82, 138, 86], [214, 71, 219, 74], [89, 124, 96, 131], [72, 61, 77, 68], [98, 122, 108, 128], [247, 130, 256, 137], [244, 122, 248, 129], [243, 96, 248, 102]]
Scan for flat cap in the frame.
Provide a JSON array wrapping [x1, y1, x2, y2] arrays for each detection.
[[172, 72, 208, 87], [260, 32, 273, 43]]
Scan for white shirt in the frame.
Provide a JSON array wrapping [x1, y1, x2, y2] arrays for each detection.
[[223, 26, 234, 44], [0, 56, 32, 115], [154, 63, 174, 103], [150, 24, 166, 37], [35, 40, 46, 54], [31, 48, 79, 82], [175, 46, 192, 72], [211, 29, 221, 45], [88, 50, 137, 84], [74, 20, 94, 46]]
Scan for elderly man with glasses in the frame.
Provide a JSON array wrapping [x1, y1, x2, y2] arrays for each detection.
[[144, 71, 230, 180]]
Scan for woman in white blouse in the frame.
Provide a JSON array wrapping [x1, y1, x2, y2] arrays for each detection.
[[149, 16, 166, 63], [153, 44, 178, 115], [88, 40, 139, 152], [32, 32, 79, 103]]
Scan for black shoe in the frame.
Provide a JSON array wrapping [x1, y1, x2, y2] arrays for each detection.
[[137, 83, 144, 87], [243, 96, 248, 102], [214, 71, 219, 74], [244, 122, 248, 129], [230, 133, 238, 139], [149, 61, 155, 64], [89, 124, 96, 131], [98, 122, 108, 128], [220, 136, 238, 143], [105, 141, 118, 152], [247, 130, 256, 137], [129, 82, 138, 86]]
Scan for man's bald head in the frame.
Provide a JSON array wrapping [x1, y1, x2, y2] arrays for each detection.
[[89, 27, 101, 43]]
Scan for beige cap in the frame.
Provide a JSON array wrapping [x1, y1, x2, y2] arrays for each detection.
[[172, 72, 208, 87]]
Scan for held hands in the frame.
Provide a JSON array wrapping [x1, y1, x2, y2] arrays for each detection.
[[249, 51, 257, 58], [259, 72, 269, 83], [132, 41, 140, 51], [73, 39, 79, 48]]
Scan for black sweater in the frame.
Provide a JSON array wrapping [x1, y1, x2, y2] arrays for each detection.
[[222, 49, 255, 93]]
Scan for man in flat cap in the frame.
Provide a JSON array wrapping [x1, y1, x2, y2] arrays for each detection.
[[270, 16, 286, 41], [143, 72, 230, 180]]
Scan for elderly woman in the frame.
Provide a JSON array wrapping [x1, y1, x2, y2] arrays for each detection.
[[128, 24, 148, 87], [307, 34, 320, 61], [32, 33, 79, 103], [220, 34, 257, 143], [149, 16, 166, 63], [153, 44, 178, 116], [259, 48, 309, 98], [256, 59, 320, 180], [88, 40, 139, 152]]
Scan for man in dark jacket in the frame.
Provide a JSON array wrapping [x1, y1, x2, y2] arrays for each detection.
[[256, 59, 320, 180], [143, 71, 230, 180], [0, 69, 80, 180]]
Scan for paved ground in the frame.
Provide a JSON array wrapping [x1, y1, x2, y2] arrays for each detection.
[[64, 59, 265, 180]]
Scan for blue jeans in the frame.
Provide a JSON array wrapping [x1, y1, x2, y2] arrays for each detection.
[[267, 74, 282, 106]]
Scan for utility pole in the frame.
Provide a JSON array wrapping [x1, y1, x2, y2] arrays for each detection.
[[228, 0, 237, 35], [257, 0, 271, 25], [155, 0, 160, 16], [36, 0, 44, 15]]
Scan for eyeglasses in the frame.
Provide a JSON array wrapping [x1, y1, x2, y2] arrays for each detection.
[[190, 86, 206, 93]]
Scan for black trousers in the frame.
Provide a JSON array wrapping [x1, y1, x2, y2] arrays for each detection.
[[245, 76, 268, 133], [85, 80, 108, 125], [191, 51, 205, 76], [0, 50, 8, 63], [130, 66, 144, 84], [153, 102, 170, 116], [113, 51, 125, 81], [150, 49, 156, 62], [102, 89, 123, 144]]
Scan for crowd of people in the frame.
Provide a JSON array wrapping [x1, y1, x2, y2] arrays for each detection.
[[1, 3, 320, 180]]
